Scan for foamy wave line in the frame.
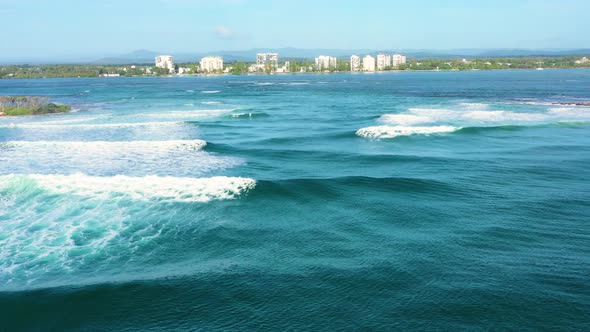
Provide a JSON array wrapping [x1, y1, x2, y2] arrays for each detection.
[[0, 121, 182, 129], [379, 107, 590, 125], [0, 174, 256, 203], [2, 139, 207, 151], [201, 90, 221, 94], [356, 126, 459, 139], [136, 109, 234, 119]]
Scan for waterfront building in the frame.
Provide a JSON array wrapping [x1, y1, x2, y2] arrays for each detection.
[[178, 67, 191, 75], [276, 61, 290, 73], [315, 55, 337, 71], [256, 53, 279, 71], [362, 55, 376, 72], [575, 57, 589, 64], [350, 55, 361, 72], [376, 54, 392, 70], [155, 55, 175, 73], [248, 64, 262, 73], [200, 56, 224, 72], [392, 54, 407, 67]]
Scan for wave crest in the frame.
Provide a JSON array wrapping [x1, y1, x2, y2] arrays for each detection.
[[356, 126, 459, 139], [0, 174, 256, 203]]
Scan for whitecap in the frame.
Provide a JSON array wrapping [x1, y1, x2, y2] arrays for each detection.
[[0, 173, 256, 203], [380, 114, 434, 125], [0, 140, 242, 176], [136, 109, 234, 119], [0, 121, 182, 129], [201, 90, 221, 94], [3, 139, 207, 152], [356, 126, 459, 139], [0, 174, 256, 288]]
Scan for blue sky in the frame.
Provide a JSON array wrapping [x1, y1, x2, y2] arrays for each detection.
[[1, 0, 589, 60]]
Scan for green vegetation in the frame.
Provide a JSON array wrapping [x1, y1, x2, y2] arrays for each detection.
[[0, 96, 71, 116], [0, 55, 588, 79]]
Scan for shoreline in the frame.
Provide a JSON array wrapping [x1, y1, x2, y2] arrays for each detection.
[[1, 67, 589, 80]]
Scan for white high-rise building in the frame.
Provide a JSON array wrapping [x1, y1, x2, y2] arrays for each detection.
[[256, 53, 279, 71], [315, 55, 337, 71], [200, 56, 224, 72], [155, 55, 175, 73], [350, 55, 361, 72], [362, 55, 376, 72], [376, 54, 392, 70], [392, 54, 407, 67]]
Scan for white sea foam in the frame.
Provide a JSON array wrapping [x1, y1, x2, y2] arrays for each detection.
[[379, 114, 434, 125], [458, 102, 489, 109], [32, 117, 102, 125], [202, 101, 221, 105], [201, 90, 221, 94], [279, 82, 310, 85], [356, 125, 459, 139], [548, 107, 590, 120], [136, 109, 234, 119], [0, 174, 256, 203], [361, 104, 590, 140], [405, 107, 588, 123], [0, 174, 256, 286], [230, 113, 252, 118], [3, 139, 207, 151], [0, 140, 242, 176], [0, 121, 182, 129]]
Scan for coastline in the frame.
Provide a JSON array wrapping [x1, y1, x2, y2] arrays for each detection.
[[1, 66, 589, 80]]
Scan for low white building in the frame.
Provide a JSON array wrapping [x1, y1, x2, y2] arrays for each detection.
[[350, 55, 361, 71], [178, 67, 191, 75], [376, 54, 392, 70], [392, 54, 407, 67], [362, 55, 376, 72], [249, 64, 265, 73], [200, 56, 224, 72], [315, 55, 337, 71], [575, 57, 589, 64], [276, 61, 290, 73], [256, 53, 279, 71], [155, 55, 175, 73]]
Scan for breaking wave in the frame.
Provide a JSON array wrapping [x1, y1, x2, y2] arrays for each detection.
[[0, 140, 242, 176], [356, 126, 459, 139], [360, 103, 590, 139], [0, 121, 182, 130], [136, 109, 235, 119], [1, 139, 207, 151], [380, 106, 590, 126], [0, 174, 256, 203], [0, 174, 256, 288]]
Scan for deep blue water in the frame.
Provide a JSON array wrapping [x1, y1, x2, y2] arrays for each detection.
[[1, 70, 589, 331]]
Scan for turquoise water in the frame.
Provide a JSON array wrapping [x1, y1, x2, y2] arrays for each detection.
[[1, 70, 589, 331]]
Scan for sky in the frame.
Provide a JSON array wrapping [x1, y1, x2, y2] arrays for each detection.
[[0, 0, 589, 61]]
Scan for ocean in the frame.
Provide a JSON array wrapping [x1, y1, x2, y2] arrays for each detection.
[[0, 70, 589, 331]]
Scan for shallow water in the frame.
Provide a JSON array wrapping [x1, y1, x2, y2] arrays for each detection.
[[1, 70, 589, 330]]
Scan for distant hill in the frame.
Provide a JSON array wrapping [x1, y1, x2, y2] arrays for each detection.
[[93, 48, 590, 64], [94, 49, 163, 64], [2, 48, 589, 65]]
